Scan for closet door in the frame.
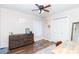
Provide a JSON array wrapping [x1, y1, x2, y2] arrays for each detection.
[[51, 17, 70, 41]]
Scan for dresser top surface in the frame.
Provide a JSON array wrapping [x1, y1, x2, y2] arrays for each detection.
[[9, 33, 33, 36]]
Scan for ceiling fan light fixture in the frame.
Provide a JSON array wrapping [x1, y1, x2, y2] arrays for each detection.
[[32, 4, 51, 14]]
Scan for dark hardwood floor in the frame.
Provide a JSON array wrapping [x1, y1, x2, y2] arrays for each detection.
[[8, 39, 54, 54]]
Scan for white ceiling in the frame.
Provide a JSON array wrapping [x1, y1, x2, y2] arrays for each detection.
[[0, 4, 40, 15], [0, 4, 79, 17], [53, 4, 79, 14]]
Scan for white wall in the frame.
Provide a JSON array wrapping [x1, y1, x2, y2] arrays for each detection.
[[50, 7, 79, 42], [0, 8, 43, 48], [41, 17, 51, 40]]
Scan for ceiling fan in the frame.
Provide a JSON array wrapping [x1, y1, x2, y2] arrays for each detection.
[[32, 4, 51, 14]]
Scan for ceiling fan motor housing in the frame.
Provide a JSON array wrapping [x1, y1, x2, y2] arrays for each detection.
[[39, 5, 44, 9]]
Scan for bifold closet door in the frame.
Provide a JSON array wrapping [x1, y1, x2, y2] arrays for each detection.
[[51, 17, 71, 41]]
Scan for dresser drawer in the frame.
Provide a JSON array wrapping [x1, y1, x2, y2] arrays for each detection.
[[9, 33, 34, 50]]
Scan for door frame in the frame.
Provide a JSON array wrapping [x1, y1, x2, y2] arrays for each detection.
[[71, 22, 79, 41]]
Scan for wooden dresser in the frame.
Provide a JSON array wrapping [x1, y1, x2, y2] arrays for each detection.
[[9, 33, 34, 50]]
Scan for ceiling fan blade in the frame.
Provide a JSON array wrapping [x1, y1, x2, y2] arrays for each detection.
[[35, 4, 40, 7], [44, 4, 51, 8], [32, 9, 39, 11], [43, 9, 49, 12]]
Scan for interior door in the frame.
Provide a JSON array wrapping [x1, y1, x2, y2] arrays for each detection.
[[33, 20, 43, 41], [51, 17, 71, 41]]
